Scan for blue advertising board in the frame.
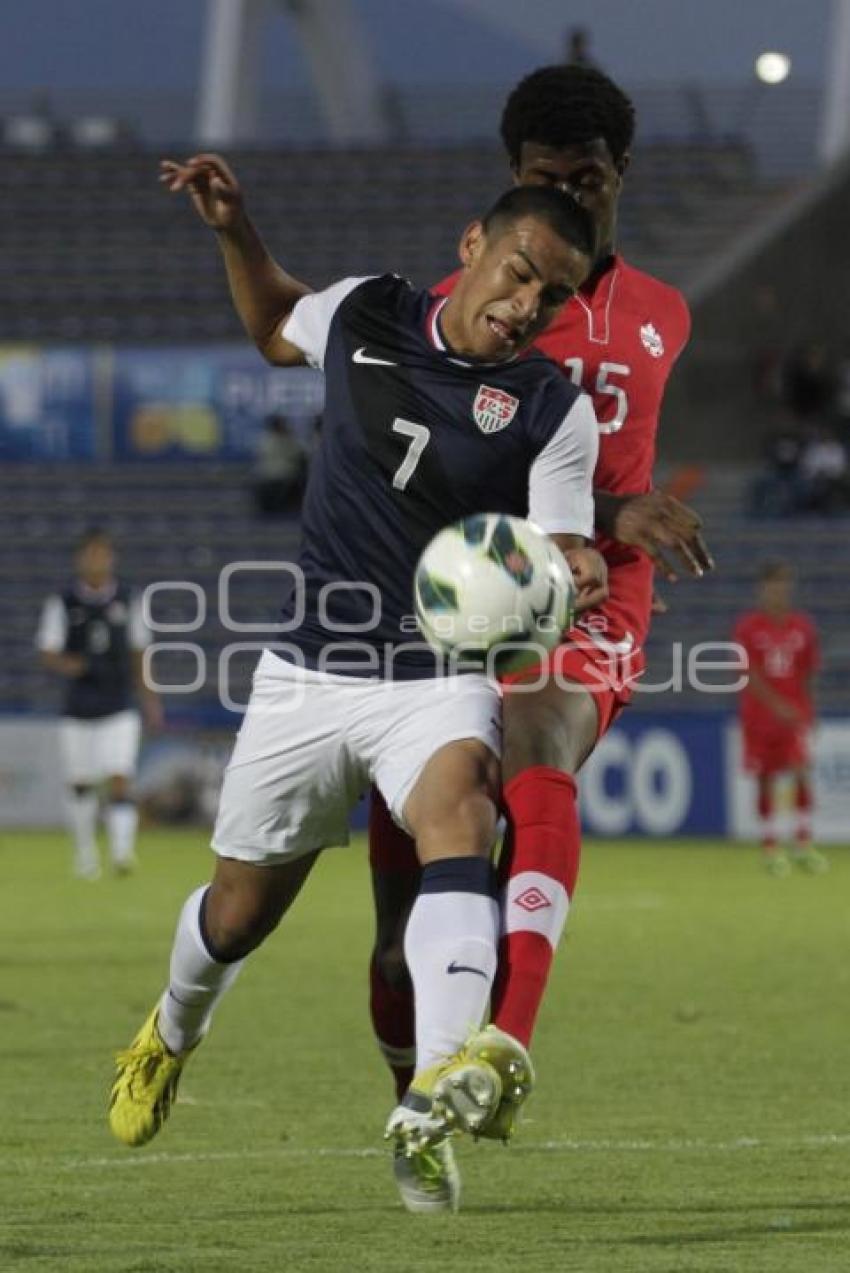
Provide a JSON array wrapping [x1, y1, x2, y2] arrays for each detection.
[[111, 347, 325, 460], [0, 346, 97, 459], [580, 711, 727, 837]]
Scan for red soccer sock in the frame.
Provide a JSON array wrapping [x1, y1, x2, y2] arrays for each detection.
[[369, 952, 415, 1101], [757, 775, 777, 851], [795, 775, 813, 847], [491, 766, 581, 1049]]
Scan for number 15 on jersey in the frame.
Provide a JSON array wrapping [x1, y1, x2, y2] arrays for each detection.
[[564, 358, 630, 435]]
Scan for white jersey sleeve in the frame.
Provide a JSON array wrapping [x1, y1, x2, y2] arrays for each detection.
[[528, 393, 599, 539], [281, 276, 373, 369], [127, 592, 151, 651], [35, 595, 68, 652]]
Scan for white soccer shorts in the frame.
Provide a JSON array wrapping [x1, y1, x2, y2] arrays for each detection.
[[59, 709, 142, 785], [211, 649, 502, 864]]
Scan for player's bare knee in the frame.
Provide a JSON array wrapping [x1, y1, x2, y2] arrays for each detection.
[[204, 867, 281, 959], [202, 893, 273, 961], [108, 775, 131, 802], [414, 785, 497, 862]]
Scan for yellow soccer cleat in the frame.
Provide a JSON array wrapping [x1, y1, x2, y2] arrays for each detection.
[[108, 1006, 194, 1147], [461, 1025, 536, 1143], [386, 1050, 502, 1157], [392, 1138, 461, 1214]]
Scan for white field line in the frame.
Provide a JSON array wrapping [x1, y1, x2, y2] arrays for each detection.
[[34, 1132, 850, 1173]]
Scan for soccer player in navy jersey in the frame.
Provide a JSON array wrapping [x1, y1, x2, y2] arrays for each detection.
[[109, 156, 608, 1208], [36, 528, 160, 878], [363, 68, 712, 1196]]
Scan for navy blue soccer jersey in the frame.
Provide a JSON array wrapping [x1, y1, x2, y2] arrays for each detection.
[[36, 582, 149, 718], [278, 274, 598, 678]]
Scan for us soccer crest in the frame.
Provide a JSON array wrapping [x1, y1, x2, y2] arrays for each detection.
[[473, 385, 519, 434]]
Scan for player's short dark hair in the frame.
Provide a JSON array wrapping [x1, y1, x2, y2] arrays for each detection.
[[76, 526, 112, 552], [759, 560, 793, 582], [500, 64, 636, 167], [482, 185, 596, 259]]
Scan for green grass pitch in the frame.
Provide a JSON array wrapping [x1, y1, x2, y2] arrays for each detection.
[[1, 829, 848, 1272]]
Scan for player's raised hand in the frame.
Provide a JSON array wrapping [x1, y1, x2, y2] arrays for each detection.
[[564, 546, 609, 613], [612, 491, 714, 583], [159, 153, 245, 230]]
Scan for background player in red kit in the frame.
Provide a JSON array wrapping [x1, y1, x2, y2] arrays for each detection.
[[733, 562, 827, 876], [368, 65, 714, 1124]]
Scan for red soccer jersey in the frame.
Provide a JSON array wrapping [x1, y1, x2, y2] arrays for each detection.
[[733, 609, 819, 733], [434, 256, 690, 656]]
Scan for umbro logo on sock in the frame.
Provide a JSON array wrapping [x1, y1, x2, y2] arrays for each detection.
[[446, 961, 488, 979], [514, 886, 552, 913]]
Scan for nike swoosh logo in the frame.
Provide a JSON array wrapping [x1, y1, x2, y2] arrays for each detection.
[[352, 347, 397, 366], [447, 961, 489, 979]]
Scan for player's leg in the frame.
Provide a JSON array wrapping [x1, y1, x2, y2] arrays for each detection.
[[790, 762, 828, 872], [104, 773, 137, 873], [382, 736, 502, 1209], [491, 673, 599, 1050], [372, 677, 517, 1145], [157, 851, 319, 1053], [110, 652, 356, 1147], [756, 770, 776, 854], [753, 763, 790, 875], [101, 711, 142, 873], [401, 738, 501, 1080], [110, 852, 317, 1147], [59, 717, 100, 879], [745, 730, 788, 873], [368, 789, 419, 1101]]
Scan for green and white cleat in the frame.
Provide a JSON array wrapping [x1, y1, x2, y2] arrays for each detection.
[[385, 1052, 502, 1155], [763, 849, 791, 878], [460, 1025, 536, 1143], [392, 1138, 461, 1214], [793, 846, 829, 875]]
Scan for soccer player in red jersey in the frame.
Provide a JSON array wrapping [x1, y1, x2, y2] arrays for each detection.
[[733, 562, 827, 876], [368, 65, 713, 1131]]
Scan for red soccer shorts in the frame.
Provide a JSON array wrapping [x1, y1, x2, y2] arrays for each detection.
[[499, 629, 643, 742], [742, 724, 810, 776]]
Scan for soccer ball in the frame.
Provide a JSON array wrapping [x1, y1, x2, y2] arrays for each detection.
[[414, 513, 575, 674]]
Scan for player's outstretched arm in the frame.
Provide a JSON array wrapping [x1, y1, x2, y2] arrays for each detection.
[[595, 490, 714, 582], [160, 154, 310, 366]]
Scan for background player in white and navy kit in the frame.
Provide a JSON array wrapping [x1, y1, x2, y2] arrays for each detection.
[[35, 529, 160, 878], [109, 168, 607, 1187]]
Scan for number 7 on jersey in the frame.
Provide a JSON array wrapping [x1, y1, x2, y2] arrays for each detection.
[[391, 418, 431, 490]]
